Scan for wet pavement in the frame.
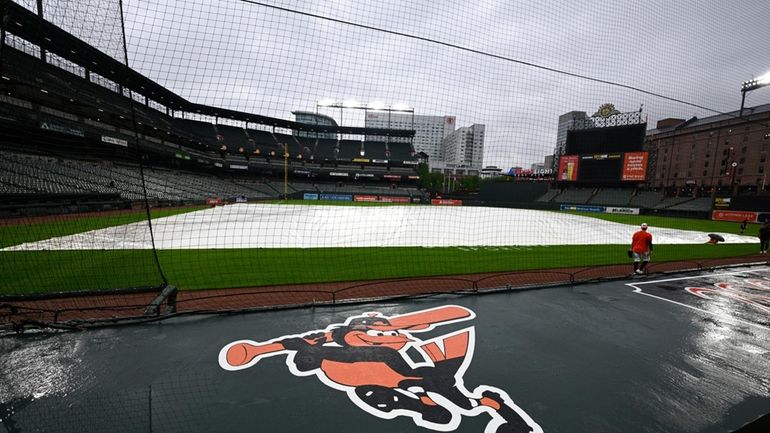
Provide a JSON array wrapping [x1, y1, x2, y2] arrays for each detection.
[[1, 267, 769, 433]]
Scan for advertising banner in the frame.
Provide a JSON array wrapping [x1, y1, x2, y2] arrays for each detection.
[[431, 199, 462, 206], [605, 207, 640, 215], [206, 198, 223, 206], [354, 195, 378, 202], [621, 152, 648, 181], [383, 175, 402, 180], [320, 193, 353, 201], [40, 120, 85, 137], [329, 172, 349, 177], [557, 155, 579, 181], [380, 196, 411, 203], [229, 164, 248, 170], [101, 135, 129, 147], [713, 197, 731, 209], [303, 193, 319, 200], [711, 210, 758, 222], [560, 204, 605, 213]]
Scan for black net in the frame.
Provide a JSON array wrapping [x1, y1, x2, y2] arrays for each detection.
[[1, 0, 770, 325]]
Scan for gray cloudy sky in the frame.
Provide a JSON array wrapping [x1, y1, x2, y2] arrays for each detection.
[[34, 0, 770, 169]]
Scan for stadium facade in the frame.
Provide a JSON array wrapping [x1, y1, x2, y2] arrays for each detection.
[[646, 104, 770, 194]]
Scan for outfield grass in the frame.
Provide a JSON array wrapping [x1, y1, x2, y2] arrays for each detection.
[[0, 243, 759, 295], [0, 206, 207, 248], [0, 206, 763, 296]]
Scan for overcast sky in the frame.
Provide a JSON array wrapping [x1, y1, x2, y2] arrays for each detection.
[[27, 0, 770, 169]]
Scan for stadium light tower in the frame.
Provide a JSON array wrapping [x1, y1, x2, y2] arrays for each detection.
[[740, 71, 770, 117]]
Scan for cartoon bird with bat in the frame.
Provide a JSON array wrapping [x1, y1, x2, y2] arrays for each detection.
[[219, 305, 541, 433]]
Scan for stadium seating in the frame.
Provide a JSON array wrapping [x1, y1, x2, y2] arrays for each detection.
[[216, 124, 252, 154], [363, 141, 388, 160], [629, 190, 665, 209], [589, 188, 633, 206], [555, 188, 595, 204], [312, 139, 339, 161], [387, 142, 415, 161], [172, 118, 219, 149], [246, 129, 282, 157], [535, 189, 561, 202], [0, 151, 275, 202], [665, 197, 712, 212], [339, 140, 363, 160]]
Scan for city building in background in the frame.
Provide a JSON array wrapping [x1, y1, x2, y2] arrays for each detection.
[[365, 113, 455, 161], [646, 104, 770, 194], [552, 110, 587, 172], [440, 124, 485, 170]]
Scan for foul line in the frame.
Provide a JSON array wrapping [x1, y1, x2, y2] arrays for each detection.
[[625, 269, 768, 330]]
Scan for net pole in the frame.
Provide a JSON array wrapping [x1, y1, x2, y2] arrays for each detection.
[[283, 148, 288, 199]]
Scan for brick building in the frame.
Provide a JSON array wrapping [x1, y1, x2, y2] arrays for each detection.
[[646, 104, 770, 195]]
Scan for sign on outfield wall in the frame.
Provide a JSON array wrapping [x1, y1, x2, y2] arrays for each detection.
[[431, 199, 462, 206], [354, 195, 378, 202], [320, 193, 353, 201], [303, 193, 319, 200], [711, 210, 758, 222], [560, 204, 604, 213], [380, 196, 411, 203], [605, 207, 640, 215]]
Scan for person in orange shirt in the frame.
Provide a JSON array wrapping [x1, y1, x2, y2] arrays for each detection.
[[631, 223, 653, 275]]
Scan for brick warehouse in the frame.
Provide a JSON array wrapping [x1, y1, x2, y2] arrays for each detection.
[[646, 104, 770, 195]]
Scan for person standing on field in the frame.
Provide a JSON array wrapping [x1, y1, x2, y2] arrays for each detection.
[[631, 223, 653, 275], [759, 222, 770, 254]]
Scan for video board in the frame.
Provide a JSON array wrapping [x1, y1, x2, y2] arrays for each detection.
[[558, 151, 648, 182], [565, 123, 646, 155]]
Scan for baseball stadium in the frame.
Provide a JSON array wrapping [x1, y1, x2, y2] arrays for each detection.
[[1, 1, 770, 432]]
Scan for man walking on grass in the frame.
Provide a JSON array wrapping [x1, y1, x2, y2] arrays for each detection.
[[631, 223, 653, 275]]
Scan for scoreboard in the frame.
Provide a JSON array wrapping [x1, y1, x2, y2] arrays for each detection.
[[557, 151, 648, 182]]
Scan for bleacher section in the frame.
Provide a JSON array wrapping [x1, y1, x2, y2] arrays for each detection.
[[535, 189, 561, 202], [339, 140, 363, 160], [246, 129, 282, 156], [0, 151, 273, 202], [216, 124, 251, 153], [363, 141, 388, 160], [666, 197, 712, 212], [313, 139, 338, 161], [589, 188, 632, 206], [172, 118, 219, 149], [629, 190, 665, 209], [555, 188, 594, 204], [388, 142, 414, 161]]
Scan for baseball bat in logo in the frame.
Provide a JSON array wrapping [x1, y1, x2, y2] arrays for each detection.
[[219, 305, 542, 433]]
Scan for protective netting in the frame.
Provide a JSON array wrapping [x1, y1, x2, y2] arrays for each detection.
[[1, 0, 770, 325]]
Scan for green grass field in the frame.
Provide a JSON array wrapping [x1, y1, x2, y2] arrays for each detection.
[[0, 205, 762, 296]]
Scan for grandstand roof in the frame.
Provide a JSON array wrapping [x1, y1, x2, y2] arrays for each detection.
[[3, 1, 413, 138]]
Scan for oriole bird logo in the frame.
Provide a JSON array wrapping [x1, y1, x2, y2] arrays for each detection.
[[219, 305, 542, 433]]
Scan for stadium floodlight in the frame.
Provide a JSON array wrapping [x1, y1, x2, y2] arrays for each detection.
[[740, 71, 770, 117]]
